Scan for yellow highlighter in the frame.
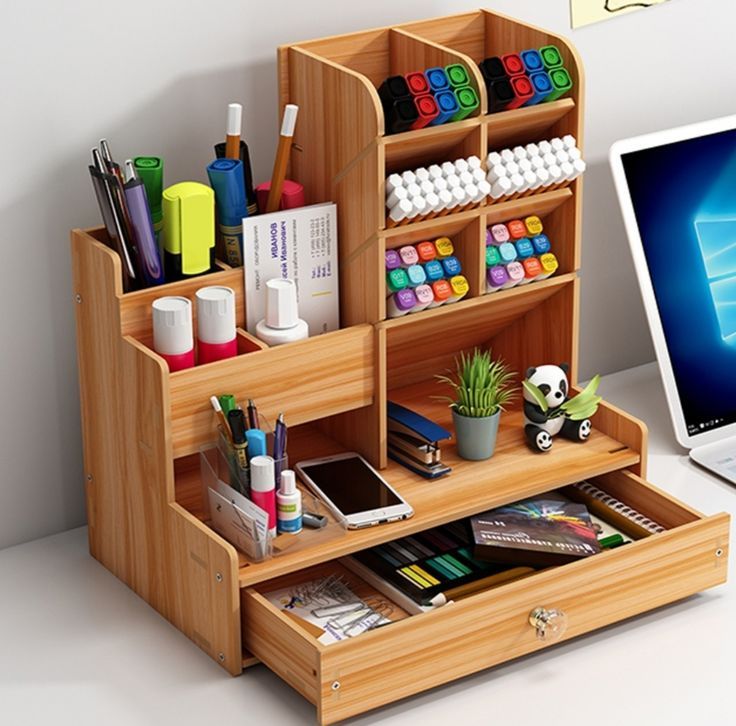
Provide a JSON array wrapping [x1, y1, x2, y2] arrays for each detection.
[[162, 182, 215, 280], [434, 236, 454, 258], [447, 275, 470, 303]]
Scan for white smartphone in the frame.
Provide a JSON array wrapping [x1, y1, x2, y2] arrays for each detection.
[[295, 452, 414, 529]]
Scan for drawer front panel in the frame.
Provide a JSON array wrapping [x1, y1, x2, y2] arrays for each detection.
[[317, 514, 728, 723], [244, 510, 728, 725]]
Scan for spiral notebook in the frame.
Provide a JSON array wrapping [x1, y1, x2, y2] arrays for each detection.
[[571, 481, 665, 537]]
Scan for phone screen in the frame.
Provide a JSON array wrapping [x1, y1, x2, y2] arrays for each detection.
[[300, 457, 403, 515]]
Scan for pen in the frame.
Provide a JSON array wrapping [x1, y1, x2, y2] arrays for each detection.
[[123, 160, 165, 286], [210, 396, 233, 444], [247, 399, 259, 430], [429, 567, 534, 607], [225, 103, 241, 160], [227, 409, 249, 472], [273, 413, 287, 483], [265, 104, 299, 213]]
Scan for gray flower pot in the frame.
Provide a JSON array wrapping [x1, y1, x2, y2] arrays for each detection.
[[452, 409, 501, 461]]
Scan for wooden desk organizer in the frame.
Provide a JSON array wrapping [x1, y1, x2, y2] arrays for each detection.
[[71, 9, 729, 725]]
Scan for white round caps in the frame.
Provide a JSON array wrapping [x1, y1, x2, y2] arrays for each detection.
[[250, 455, 275, 493], [152, 296, 193, 356], [265, 278, 301, 330], [196, 286, 235, 344]]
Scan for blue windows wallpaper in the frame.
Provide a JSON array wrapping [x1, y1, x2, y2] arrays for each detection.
[[622, 129, 736, 435]]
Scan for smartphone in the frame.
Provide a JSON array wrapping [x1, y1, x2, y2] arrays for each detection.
[[295, 453, 414, 529]]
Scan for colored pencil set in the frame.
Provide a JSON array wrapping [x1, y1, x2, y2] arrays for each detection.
[[486, 214, 558, 293], [479, 45, 574, 113], [352, 520, 509, 606], [386, 236, 468, 317], [379, 64, 480, 134]]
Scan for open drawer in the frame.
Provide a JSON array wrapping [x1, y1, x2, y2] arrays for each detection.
[[242, 469, 729, 725]]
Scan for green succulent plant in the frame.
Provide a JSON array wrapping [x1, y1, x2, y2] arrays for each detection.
[[435, 349, 517, 418]]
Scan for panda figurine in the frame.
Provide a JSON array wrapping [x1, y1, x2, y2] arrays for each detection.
[[523, 363, 592, 452]]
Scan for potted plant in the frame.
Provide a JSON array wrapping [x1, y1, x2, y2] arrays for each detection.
[[435, 349, 516, 461]]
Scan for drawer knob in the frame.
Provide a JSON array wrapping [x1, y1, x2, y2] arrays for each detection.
[[529, 607, 568, 642]]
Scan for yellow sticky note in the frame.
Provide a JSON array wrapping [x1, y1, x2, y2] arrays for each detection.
[[571, 0, 670, 29]]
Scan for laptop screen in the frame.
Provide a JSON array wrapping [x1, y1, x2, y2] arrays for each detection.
[[621, 128, 736, 437]]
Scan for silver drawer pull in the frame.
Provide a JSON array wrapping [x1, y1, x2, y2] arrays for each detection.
[[529, 607, 568, 642]]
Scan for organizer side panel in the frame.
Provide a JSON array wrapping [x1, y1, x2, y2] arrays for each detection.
[[284, 47, 383, 326]]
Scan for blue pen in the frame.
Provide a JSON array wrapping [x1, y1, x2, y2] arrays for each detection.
[[273, 413, 287, 484]]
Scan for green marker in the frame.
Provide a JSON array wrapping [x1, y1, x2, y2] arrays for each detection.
[[544, 67, 573, 102], [486, 245, 501, 267], [218, 394, 238, 417], [386, 268, 409, 294], [445, 63, 470, 89], [451, 86, 480, 121], [539, 45, 563, 70], [133, 157, 164, 249], [599, 534, 626, 549]]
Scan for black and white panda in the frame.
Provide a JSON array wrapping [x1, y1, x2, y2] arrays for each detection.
[[523, 363, 592, 452]]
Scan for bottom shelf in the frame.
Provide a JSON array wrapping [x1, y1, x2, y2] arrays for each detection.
[[174, 383, 641, 586]]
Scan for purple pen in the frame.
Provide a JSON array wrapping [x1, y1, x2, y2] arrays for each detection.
[[124, 160, 165, 286]]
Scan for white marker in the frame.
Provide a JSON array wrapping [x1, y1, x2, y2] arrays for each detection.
[[386, 173, 404, 195], [386, 185, 408, 209], [388, 198, 413, 223]]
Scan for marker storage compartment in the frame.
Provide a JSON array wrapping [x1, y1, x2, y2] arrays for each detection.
[[71, 9, 728, 726]]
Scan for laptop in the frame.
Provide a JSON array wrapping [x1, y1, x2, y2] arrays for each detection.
[[610, 115, 736, 484]]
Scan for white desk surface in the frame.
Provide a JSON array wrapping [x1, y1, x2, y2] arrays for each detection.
[[1, 362, 733, 725]]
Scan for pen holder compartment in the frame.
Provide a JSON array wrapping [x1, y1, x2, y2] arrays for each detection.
[[199, 443, 272, 563]]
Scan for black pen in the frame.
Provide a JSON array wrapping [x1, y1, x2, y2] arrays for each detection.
[[247, 399, 259, 430]]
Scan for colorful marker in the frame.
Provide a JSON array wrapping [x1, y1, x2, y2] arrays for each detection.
[[487, 265, 509, 293]]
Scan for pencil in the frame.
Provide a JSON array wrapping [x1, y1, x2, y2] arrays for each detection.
[[210, 395, 233, 444], [225, 103, 242, 160], [429, 567, 534, 607], [265, 104, 299, 213]]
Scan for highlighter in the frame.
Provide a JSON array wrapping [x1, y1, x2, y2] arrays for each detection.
[[503, 261, 525, 288], [447, 275, 469, 303], [162, 182, 215, 281], [525, 215, 543, 236], [452, 86, 480, 121], [545, 67, 574, 102], [501, 54, 525, 77], [489, 224, 510, 245], [246, 429, 267, 459], [515, 239, 535, 260], [487, 265, 509, 293], [399, 245, 419, 267], [133, 156, 164, 250], [498, 242, 518, 264], [387, 268, 409, 294], [425, 67, 450, 93], [507, 219, 527, 240], [538, 252, 559, 279], [432, 91, 459, 125], [412, 284, 434, 313], [416, 241, 437, 263], [385, 249, 402, 271], [440, 255, 462, 277], [387, 289, 417, 318], [521, 257, 543, 284], [428, 279, 452, 308], [423, 259, 444, 283], [532, 234, 552, 255], [207, 158, 247, 267], [406, 264, 427, 288], [434, 237, 454, 258], [486, 245, 501, 267]]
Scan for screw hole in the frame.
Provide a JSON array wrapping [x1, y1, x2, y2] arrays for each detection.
[[218, 652, 225, 662], [331, 681, 340, 691], [716, 548, 724, 557], [215, 572, 223, 582]]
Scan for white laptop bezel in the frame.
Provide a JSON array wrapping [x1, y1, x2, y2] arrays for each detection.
[[610, 114, 736, 449]]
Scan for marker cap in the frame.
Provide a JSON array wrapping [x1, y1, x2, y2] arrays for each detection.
[[490, 224, 510, 244], [507, 220, 527, 239], [498, 242, 518, 263], [414, 284, 434, 307], [251, 456, 275, 492], [207, 158, 247, 226], [522, 256, 543, 281], [406, 264, 427, 287], [430, 279, 452, 304], [532, 234, 552, 255], [227, 103, 242, 136], [387, 268, 409, 292], [488, 78, 515, 113], [479, 57, 507, 82], [520, 49, 544, 74], [385, 249, 402, 270], [501, 53, 525, 77], [423, 259, 445, 282], [280, 469, 296, 496], [162, 182, 215, 276], [441, 255, 462, 277], [416, 241, 436, 263], [487, 265, 509, 290], [133, 157, 164, 219], [153, 296, 193, 356], [539, 252, 559, 276], [264, 278, 301, 330], [525, 216, 543, 235], [412, 94, 440, 129], [425, 67, 450, 92], [452, 86, 480, 121], [515, 239, 535, 259], [445, 63, 470, 88], [432, 91, 460, 125], [449, 275, 469, 300], [506, 260, 525, 284], [196, 286, 236, 345], [389, 288, 418, 316], [540, 45, 563, 70], [486, 245, 502, 266]]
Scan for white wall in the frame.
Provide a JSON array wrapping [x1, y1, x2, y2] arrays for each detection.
[[0, 0, 732, 549]]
